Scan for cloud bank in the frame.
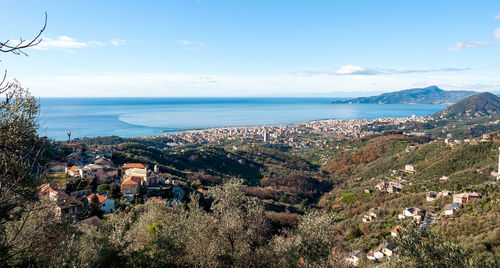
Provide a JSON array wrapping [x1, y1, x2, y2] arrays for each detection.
[[32, 36, 125, 52], [447, 27, 500, 51], [295, 65, 470, 76]]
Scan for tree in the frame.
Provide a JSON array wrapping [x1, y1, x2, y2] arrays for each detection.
[[389, 227, 499, 268], [97, 183, 109, 193], [0, 13, 48, 265], [208, 179, 272, 267], [87, 195, 104, 219]]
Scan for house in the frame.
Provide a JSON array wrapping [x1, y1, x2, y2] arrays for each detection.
[[444, 204, 454, 216], [381, 243, 396, 257], [66, 166, 82, 177], [87, 194, 115, 214], [439, 175, 449, 183], [39, 183, 82, 221], [122, 162, 147, 170], [387, 182, 402, 194], [122, 163, 149, 184], [81, 164, 105, 183], [373, 244, 386, 259], [103, 167, 118, 180], [367, 250, 384, 262], [391, 225, 405, 237], [121, 176, 142, 195], [145, 172, 162, 186], [404, 164, 415, 173], [56, 198, 83, 221], [39, 183, 69, 201], [426, 191, 438, 202], [362, 209, 378, 223], [49, 162, 66, 172], [440, 190, 451, 197], [376, 181, 388, 191], [346, 251, 362, 267], [399, 207, 425, 222], [452, 192, 481, 204]]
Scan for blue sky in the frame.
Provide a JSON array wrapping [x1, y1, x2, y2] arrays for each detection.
[[1, 0, 500, 97]]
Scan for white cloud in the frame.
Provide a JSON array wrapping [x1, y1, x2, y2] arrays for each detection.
[[34, 36, 89, 50], [177, 40, 207, 51], [495, 13, 500, 19], [111, 39, 125, 46], [30, 36, 125, 51], [295, 66, 469, 76], [335, 65, 378, 75], [495, 28, 500, 40], [447, 41, 493, 51], [447, 27, 500, 51]]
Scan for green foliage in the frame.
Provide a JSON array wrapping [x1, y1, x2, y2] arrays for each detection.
[[324, 134, 430, 178], [97, 183, 109, 193], [389, 227, 499, 268]]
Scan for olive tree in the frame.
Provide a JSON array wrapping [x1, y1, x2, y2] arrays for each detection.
[[0, 13, 48, 265]]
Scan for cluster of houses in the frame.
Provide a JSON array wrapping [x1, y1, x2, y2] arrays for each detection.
[[426, 190, 451, 202], [444, 192, 482, 216], [398, 207, 426, 223], [349, 190, 484, 266], [347, 242, 397, 266], [375, 180, 403, 194], [362, 209, 378, 223], [40, 143, 174, 222]]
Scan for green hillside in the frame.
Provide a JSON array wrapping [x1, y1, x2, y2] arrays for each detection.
[[334, 86, 476, 104], [434, 92, 500, 119]]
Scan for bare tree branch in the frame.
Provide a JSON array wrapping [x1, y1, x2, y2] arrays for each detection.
[[0, 12, 47, 56]]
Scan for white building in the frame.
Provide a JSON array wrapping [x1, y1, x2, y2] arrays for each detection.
[[404, 164, 415, 173], [263, 132, 270, 142], [346, 251, 362, 267], [87, 194, 115, 214], [444, 204, 454, 216]]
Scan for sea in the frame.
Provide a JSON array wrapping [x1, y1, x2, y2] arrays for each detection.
[[38, 98, 447, 141]]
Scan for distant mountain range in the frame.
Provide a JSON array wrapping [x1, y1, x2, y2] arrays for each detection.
[[433, 92, 500, 119], [333, 86, 477, 104]]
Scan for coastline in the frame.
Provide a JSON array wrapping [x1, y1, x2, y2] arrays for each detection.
[[39, 98, 445, 141]]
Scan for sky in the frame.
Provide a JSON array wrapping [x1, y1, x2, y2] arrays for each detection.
[[1, 0, 500, 97]]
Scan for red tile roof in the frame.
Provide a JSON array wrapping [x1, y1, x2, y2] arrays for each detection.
[[67, 166, 80, 172], [391, 225, 405, 234], [87, 194, 108, 204], [122, 163, 146, 169], [39, 183, 57, 195], [122, 176, 142, 185], [39, 183, 69, 200]]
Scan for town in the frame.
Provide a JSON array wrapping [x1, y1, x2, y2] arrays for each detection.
[[160, 116, 428, 148]]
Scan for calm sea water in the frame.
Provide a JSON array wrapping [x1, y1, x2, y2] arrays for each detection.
[[38, 98, 446, 141]]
